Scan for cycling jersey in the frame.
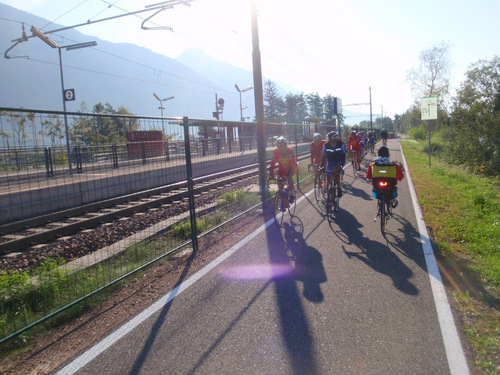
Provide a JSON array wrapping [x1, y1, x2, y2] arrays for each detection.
[[348, 135, 362, 151], [322, 140, 346, 165], [310, 140, 326, 164], [270, 146, 298, 179]]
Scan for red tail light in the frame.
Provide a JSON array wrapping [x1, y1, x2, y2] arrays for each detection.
[[378, 181, 389, 188]]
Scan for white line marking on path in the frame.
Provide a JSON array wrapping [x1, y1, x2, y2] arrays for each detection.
[[400, 145, 470, 375], [56, 215, 277, 375]]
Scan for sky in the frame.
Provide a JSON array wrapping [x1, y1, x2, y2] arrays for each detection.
[[1, 0, 499, 121]]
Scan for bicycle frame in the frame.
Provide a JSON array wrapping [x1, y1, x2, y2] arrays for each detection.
[[273, 175, 295, 226], [325, 166, 343, 219]]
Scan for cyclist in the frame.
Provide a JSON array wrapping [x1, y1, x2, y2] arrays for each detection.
[[269, 136, 298, 202], [381, 128, 388, 146], [367, 131, 376, 154], [359, 130, 368, 157], [365, 146, 404, 207], [348, 130, 362, 170], [321, 131, 346, 198], [310, 133, 326, 187]]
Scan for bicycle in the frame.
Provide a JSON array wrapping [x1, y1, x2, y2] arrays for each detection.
[[271, 175, 296, 227], [372, 161, 403, 234], [350, 149, 361, 173], [374, 180, 393, 234], [325, 164, 343, 222], [382, 137, 388, 146], [368, 139, 375, 155]]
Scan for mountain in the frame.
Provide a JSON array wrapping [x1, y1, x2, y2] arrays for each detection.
[[0, 3, 364, 124], [0, 3, 256, 121]]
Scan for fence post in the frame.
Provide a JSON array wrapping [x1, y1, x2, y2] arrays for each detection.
[[74, 146, 83, 174], [183, 116, 198, 252], [112, 144, 119, 169], [165, 139, 170, 161], [44, 148, 54, 177], [141, 142, 146, 165]]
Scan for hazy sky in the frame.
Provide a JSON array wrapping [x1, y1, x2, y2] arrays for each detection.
[[2, 0, 499, 120]]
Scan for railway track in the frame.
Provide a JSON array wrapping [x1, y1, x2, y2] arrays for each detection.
[[0, 165, 259, 256], [0, 153, 310, 268]]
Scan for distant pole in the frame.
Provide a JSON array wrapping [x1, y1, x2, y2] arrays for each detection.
[[251, 1, 267, 203], [369, 86, 373, 132], [58, 47, 72, 175]]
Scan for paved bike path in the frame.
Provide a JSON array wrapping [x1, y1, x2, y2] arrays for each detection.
[[55, 139, 469, 375]]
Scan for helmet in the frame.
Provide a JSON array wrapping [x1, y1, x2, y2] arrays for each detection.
[[327, 131, 339, 140], [351, 130, 356, 136], [313, 133, 322, 140], [276, 136, 287, 147], [378, 146, 390, 157]]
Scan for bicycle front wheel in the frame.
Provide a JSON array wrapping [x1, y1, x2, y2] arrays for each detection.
[[273, 191, 286, 227], [326, 187, 336, 223], [314, 172, 326, 207]]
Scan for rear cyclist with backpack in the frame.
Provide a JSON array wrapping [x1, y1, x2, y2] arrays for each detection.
[[365, 146, 404, 208]]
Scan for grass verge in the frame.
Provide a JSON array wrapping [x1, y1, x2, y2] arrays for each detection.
[[402, 139, 499, 374]]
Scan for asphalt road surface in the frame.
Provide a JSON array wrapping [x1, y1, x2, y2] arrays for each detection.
[[55, 139, 470, 375]]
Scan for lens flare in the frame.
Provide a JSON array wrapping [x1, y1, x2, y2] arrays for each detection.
[[219, 264, 294, 281]]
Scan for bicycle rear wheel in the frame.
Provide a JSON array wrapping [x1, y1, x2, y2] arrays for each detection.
[[379, 195, 387, 234], [273, 191, 286, 227]]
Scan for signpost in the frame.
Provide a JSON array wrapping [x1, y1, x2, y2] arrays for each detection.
[[421, 96, 437, 167], [64, 89, 75, 101]]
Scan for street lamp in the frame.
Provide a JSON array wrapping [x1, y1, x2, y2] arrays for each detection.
[[31, 26, 96, 174], [153, 93, 175, 135], [235, 84, 253, 121]]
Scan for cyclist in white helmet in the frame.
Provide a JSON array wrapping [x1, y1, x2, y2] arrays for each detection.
[[269, 136, 298, 202]]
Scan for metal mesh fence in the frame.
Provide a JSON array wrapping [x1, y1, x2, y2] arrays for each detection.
[[0, 107, 322, 343]]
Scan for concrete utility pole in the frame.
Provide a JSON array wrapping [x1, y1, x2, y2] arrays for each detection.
[[251, 1, 267, 203]]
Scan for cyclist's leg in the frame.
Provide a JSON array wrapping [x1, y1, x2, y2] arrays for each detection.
[[326, 161, 335, 198], [333, 163, 342, 197], [286, 167, 296, 202]]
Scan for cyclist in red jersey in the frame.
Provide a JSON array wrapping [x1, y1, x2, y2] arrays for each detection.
[[310, 133, 326, 187], [348, 130, 362, 170], [269, 136, 298, 202]]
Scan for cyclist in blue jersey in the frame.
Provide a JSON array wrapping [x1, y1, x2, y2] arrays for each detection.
[[321, 131, 346, 197]]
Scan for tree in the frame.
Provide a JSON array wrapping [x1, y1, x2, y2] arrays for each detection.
[[407, 42, 451, 107], [71, 102, 138, 145], [40, 114, 64, 147], [447, 56, 500, 175], [306, 93, 323, 120], [263, 79, 285, 124]]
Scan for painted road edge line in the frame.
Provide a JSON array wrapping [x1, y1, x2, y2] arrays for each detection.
[[55, 212, 278, 375], [400, 144, 470, 375]]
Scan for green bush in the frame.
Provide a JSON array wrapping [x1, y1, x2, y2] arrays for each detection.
[[409, 126, 427, 141]]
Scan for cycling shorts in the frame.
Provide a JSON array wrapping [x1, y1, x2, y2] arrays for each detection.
[[326, 161, 343, 175]]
